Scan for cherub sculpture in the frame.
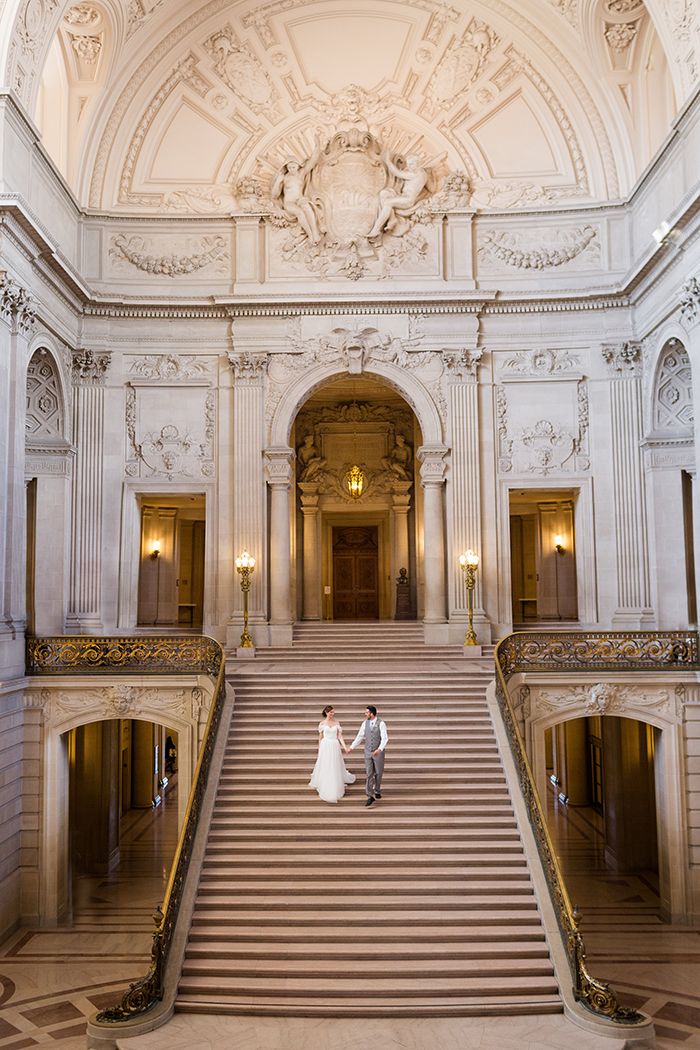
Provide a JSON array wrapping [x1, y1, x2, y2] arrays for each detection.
[[368, 152, 429, 239], [271, 143, 322, 244]]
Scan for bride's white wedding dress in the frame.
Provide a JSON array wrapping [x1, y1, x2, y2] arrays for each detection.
[[309, 722, 356, 803]]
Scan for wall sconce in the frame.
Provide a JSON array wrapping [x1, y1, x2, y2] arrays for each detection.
[[554, 534, 565, 555], [150, 540, 161, 560], [458, 549, 479, 646], [235, 549, 256, 648]]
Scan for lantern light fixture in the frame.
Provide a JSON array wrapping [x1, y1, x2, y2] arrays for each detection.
[[345, 464, 365, 500]]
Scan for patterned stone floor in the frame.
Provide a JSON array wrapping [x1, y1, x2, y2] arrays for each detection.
[[0, 781, 699, 1048]]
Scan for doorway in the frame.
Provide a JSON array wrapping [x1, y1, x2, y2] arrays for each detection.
[[509, 490, 578, 624], [137, 495, 205, 628], [332, 526, 379, 619]]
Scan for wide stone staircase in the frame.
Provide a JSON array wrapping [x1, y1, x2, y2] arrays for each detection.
[[175, 622, 562, 1017]]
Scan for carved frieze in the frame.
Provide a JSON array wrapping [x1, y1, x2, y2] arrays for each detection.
[[423, 18, 499, 117], [499, 349, 582, 377], [27, 683, 207, 728], [478, 225, 600, 271], [535, 682, 670, 715], [204, 23, 281, 120], [128, 354, 213, 382], [109, 234, 228, 277]]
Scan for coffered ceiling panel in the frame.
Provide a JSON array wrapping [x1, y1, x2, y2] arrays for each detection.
[[284, 11, 417, 93]]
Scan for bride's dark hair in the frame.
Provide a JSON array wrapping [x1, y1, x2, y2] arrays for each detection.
[[322, 705, 334, 718]]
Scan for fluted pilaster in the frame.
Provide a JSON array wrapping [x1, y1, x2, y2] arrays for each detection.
[[66, 352, 110, 632], [602, 343, 653, 627], [229, 352, 268, 624], [418, 444, 449, 625], [265, 447, 295, 640]]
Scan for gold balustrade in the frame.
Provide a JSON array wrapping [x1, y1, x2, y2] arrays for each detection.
[[26, 634, 227, 1023], [493, 629, 698, 1022]]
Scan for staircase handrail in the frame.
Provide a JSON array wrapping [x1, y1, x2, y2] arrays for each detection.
[[493, 628, 698, 1023], [26, 634, 227, 1022]]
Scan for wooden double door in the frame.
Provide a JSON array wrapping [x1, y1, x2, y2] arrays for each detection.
[[332, 526, 379, 620]]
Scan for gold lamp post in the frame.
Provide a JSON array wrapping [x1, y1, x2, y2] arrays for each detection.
[[459, 549, 480, 646], [235, 549, 256, 648]]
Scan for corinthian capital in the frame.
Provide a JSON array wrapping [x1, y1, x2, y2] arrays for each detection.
[[71, 349, 111, 385], [601, 341, 641, 375], [0, 271, 36, 334], [680, 275, 700, 328], [442, 347, 483, 381], [227, 351, 268, 381]]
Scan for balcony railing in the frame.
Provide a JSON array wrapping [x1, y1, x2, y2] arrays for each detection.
[[27, 634, 226, 1022], [493, 629, 698, 1023]]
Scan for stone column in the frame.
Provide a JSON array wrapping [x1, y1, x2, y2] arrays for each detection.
[[391, 482, 412, 614], [444, 349, 487, 643], [417, 444, 449, 643], [299, 483, 321, 621], [265, 446, 295, 646], [0, 273, 35, 677], [65, 351, 110, 633], [602, 342, 654, 628], [227, 352, 268, 647]]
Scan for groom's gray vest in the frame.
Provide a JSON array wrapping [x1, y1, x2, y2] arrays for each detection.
[[365, 719, 382, 755]]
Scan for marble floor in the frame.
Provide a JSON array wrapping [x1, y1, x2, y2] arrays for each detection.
[[1, 779, 699, 1049]]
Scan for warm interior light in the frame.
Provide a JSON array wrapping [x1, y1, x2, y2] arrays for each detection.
[[554, 534, 565, 554], [459, 549, 479, 569], [235, 549, 256, 570], [345, 465, 365, 499], [150, 540, 161, 560]]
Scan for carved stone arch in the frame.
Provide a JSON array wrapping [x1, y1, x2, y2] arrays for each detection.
[[25, 343, 68, 442], [522, 681, 689, 922], [269, 359, 443, 448]]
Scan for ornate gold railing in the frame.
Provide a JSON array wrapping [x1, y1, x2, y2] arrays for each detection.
[[26, 635, 227, 1022], [494, 629, 698, 1023]]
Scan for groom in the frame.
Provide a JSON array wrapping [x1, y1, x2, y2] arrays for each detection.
[[349, 705, 389, 807]]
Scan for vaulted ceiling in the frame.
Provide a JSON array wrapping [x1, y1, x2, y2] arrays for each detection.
[[2, 0, 697, 212]]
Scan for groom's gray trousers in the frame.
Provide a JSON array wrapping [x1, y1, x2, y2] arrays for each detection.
[[365, 751, 385, 797]]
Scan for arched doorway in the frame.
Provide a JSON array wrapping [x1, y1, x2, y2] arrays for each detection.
[[292, 374, 422, 621]]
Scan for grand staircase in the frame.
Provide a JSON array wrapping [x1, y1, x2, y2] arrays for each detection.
[[175, 622, 561, 1017]]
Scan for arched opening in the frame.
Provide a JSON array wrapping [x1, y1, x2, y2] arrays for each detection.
[[291, 374, 423, 621], [24, 346, 71, 635], [64, 716, 179, 920]]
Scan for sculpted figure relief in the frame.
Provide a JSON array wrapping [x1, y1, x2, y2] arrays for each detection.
[[271, 144, 322, 244], [368, 153, 429, 239], [382, 433, 413, 480], [297, 433, 327, 480]]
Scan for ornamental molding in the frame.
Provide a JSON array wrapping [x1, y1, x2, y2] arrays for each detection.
[[0, 271, 36, 333], [264, 446, 295, 486], [259, 126, 470, 280], [65, 5, 100, 26], [127, 354, 213, 382], [109, 234, 228, 277], [680, 276, 700, 327], [27, 683, 207, 727], [499, 348, 583, 377], [478, 225, 599, 270], [72, 349, 110, 385], [203, 22, 281, 121], [26, 349, 64, 439], [497, 379, 589, 474], [535, 682, 671, 716], [653, 343, 693, 432], [417, 444, 449, 483], [125, 385, 216, 480], [601, 340, 642, 374]]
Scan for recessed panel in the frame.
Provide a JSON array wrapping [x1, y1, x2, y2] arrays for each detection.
[[149, 101, 231, 182], [469, 93, 559, 178]]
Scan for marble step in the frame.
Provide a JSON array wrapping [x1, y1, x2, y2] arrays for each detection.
[[186, 925, 545, 943]]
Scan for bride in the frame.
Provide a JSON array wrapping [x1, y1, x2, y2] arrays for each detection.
[[309, 705, 356, 803]]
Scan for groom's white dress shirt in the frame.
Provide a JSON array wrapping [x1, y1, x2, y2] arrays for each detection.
[[349, 718, 389, 752]]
